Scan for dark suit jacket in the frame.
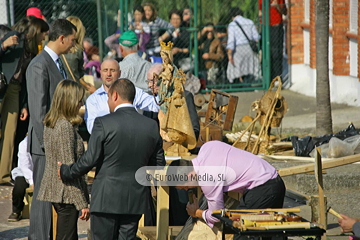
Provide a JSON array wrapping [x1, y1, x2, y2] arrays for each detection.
[[61, 107, 165, 215], [26, 49, 64, 155]]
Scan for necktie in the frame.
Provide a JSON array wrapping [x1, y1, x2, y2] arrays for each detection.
[[56, 57, 67, 79]]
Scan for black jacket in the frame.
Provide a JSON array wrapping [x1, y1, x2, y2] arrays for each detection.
[[61, 107, 165, 214]]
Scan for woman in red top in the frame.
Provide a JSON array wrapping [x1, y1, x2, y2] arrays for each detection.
[[259, 0, 287, 80]]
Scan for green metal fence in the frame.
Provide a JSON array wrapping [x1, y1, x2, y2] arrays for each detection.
[[1, 0, 289, 93]]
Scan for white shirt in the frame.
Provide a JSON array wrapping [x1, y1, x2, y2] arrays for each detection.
[[11, 136, 33, 185], [44, 45, 62, 73], [114, 103, 135, 112]]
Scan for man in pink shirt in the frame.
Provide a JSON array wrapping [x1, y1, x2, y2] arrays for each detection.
[[169, 141, 285, 228]]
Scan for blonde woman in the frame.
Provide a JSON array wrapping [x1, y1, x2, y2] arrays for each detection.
[[37, 80, 89, 240], [63, 16, 96, 95], [62, 16, 85, 83]]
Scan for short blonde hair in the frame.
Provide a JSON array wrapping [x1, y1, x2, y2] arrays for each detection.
[[66, 16, 85, 53], [44, 79, 85, 128]]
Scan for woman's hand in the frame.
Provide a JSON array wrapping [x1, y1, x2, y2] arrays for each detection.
[[79, 208, 90, 221], [2, 35, 18, 49], [228, 55, 234, 65], [20, 108, 28, 121]]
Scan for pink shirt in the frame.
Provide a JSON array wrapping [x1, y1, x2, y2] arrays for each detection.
[[192, 141, 278, 228]]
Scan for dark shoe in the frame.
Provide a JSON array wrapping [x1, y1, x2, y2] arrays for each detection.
[[8, 212, 21, 222]]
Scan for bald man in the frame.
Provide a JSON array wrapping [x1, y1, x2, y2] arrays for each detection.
[[84, 59, 159, 133]]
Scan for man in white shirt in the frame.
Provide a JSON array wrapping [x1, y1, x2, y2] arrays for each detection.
[[85, 59, 159, 133]]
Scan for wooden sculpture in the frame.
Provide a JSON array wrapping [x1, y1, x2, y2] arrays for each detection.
[[153, 41, 196, 156]]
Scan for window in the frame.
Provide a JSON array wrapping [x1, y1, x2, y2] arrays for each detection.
[[349, 0, 358, 33], [304, 0, 310, 22]]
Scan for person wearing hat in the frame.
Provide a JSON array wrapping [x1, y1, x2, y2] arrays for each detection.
[[118, 30, 152, 91], [26, 7, 46, 21]]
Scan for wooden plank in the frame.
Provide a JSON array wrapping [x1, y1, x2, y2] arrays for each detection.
[[278, 153, 360, 177], [315, 148, 327, 239], [156, 186, 169, 240], [52, 206, 57, 240]]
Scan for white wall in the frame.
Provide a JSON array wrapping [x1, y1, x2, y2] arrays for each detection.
[[290, 64, 360, 106]]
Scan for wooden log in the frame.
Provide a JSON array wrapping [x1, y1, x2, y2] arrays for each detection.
[[278, 153, 360, 177], [315, 148, 327, 240]]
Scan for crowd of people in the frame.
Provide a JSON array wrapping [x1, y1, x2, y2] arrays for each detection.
[[1, 3, 358, 240]]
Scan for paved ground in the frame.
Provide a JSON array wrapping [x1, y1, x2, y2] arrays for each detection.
[[0, 89, 359, 239]]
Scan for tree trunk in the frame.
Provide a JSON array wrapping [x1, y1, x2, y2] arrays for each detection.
[[315, 0, 332, 135]]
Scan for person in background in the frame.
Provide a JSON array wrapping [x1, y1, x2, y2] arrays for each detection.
[[104, 10, 122, 60], [26, 7, 47, 54], [165, 9, 190, 68], [259, 0, 287, 80], [142, 2, 174, 56], [181, 7, 192, 27], [0, 17, 48, 185], [85, 46, 101, 81], [84, 59, 159, 134], [215, 23, 228, 84], [119, 30, 152, 91], [83, 37, 93, 66], [38, 80, 89, 240], [129, 5, 151, 53], [62, 16, 85, 83], [8, 136, 32, 222], [0, 25, 18, 58], [226, 7, 260, 84], [198, 23, 224, 84]]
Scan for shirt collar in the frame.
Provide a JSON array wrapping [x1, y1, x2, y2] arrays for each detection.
[[114, 103, 135, 112], [44, 45, 59, 62], [96, 84, 107, 95]]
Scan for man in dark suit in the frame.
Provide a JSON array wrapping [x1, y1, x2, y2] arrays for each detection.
[[59, 78, 165, 240], [25, 19, 77, 240]]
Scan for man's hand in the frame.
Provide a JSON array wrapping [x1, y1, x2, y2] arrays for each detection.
[[20, 108, 28, 121], [79, 208, 90, 221], [228, 55, 234, 65], [338, 214, 360, 233], [86, 83, 96, 94], [172, 47, 181, 55], [186, 194, 199, 217], [57, 162, 63, 180], [2, 35, 18, 49]]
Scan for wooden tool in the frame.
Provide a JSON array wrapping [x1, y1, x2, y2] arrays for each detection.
[[327, 207, 343, 219], [188, 190, 194, 204], [213, 208, 301, 215]]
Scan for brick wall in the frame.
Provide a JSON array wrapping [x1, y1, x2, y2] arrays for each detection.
[[288, 0, 304, 64], [332, 0, 350, 75]]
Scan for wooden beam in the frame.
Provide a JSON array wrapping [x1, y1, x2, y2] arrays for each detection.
[[156, 186, 169, 240], [315, 148, 327, 239], [278, 153, 360, 177]]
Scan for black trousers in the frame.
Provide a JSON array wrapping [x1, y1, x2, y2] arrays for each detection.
[[91, 212, 142, 240], [52, 203, 79, 240], [12, 176, 29, 213], [270, 24, 284, 80], [234, 175, 286, 240]]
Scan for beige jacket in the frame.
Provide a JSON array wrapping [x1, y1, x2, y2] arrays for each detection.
[[37, 118, 89, 210]]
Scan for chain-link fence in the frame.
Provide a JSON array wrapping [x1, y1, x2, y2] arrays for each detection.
[[0, 0, 289, 92]]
